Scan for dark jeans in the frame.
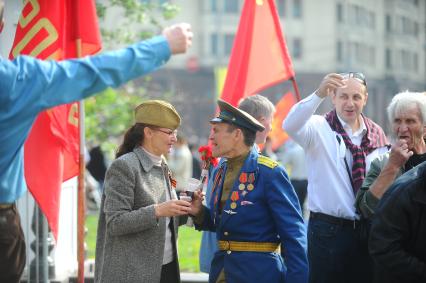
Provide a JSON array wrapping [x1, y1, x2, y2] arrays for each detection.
[[291, 179, 308, 210], [0, 204, 26, 283], [160, 259, 180, 283], [308, 212, 372, 283]]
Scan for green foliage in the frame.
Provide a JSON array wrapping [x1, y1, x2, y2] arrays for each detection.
[[85, 1, 180, 156], [97, 0, 180, 44]]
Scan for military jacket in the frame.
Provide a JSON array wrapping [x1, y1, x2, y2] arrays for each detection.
[[196, 148, 308, 283]]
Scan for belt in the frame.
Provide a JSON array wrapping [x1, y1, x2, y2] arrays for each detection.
[[218, 240, 280, 253], [310, 211, 359, 228], [0, 203, 14, 210]]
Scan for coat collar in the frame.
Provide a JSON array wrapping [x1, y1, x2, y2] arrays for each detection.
[[220, 146, 258, 168], [133, 146, 167, 172]]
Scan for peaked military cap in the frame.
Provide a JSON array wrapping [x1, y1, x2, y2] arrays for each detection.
[[210, 99, 265, 133], [135, 100, 181, 130]]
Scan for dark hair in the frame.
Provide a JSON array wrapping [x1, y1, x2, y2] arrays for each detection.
[[116, 123, 147, 158], [226, 123, 256, 147]]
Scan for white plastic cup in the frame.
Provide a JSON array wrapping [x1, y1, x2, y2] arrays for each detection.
[[186, 178, 202, 192], [179, 178, 201, 202]]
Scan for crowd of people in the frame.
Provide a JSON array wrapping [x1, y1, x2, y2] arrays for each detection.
[[1, 1, 426, 282]]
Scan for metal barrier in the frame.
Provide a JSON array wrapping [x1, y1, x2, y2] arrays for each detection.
[[17, 178, 78, 282]]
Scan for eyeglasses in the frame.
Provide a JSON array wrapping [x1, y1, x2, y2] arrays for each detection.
[[340, 72, 367, 87], [153, 128, 178, 137]]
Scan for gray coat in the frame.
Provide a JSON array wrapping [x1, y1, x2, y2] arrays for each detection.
[[95, 147, 187, 283]]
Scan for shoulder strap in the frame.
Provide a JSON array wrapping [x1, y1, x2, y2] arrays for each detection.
[[258, 155, 278, 169]]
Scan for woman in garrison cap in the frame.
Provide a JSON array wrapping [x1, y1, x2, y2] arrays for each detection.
[[95, 100, 192, 283]]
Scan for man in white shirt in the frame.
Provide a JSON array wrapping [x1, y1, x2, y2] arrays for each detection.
[[283, 73, 389, 283]]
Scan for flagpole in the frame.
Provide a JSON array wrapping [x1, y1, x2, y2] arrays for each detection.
[[74, 2, 86, 283], [77, 98, 85, 283], [290, 77, 301, 101]]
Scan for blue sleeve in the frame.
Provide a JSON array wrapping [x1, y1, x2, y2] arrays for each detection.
[[0, 35, 170, 114], [194, 206, 216, 232], [265, 166, 309, 283]]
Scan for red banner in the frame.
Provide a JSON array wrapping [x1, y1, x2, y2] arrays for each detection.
[[270, 92, 297, 150], [220, 0, 294, 106], [9, 0, 101, 239]]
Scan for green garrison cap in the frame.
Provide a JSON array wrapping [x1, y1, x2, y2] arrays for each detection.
[[135, 100, 181, 130], [210, 99, 265, 133]]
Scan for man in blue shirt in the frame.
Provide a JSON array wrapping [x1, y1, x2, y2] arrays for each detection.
[[0, 2, 193, 281]]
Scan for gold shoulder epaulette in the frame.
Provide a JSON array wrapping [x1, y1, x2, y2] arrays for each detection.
[[258, 155, 278, 169]]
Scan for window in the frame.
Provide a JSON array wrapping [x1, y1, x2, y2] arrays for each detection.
[[385, 14, 392, 33], [225, 0, 239, 14], [369, 12, 375, 29], [278, 0, 286, 17], [413, 53, 418, 71], [336, 3, 343, 23], [336, 41, 343, 62], [293, 0, 302, 18], [385, 48, 392, 68], [293, 38, 302, 59], [210, 0, 217, 12], [224, 34, 235, 56], [211, 33, 218, 56], [369, 46, 375, 65]]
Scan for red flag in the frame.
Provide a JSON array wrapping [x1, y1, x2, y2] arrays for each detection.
[[270, 92, 297, 151], [9, 0, 101, 239], [220, 0, 294, 106]]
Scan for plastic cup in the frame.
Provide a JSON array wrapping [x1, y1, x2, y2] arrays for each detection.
[[179, 178, 201, 202]]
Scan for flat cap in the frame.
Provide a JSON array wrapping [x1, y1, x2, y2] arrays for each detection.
[[135, 100, 181, 129], [210, 99, 265, 133]]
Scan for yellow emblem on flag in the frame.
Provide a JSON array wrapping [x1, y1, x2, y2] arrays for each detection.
[[256, 0, 264, 5]]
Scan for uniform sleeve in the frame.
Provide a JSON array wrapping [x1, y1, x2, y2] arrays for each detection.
[[103, 158, 158, 236], [266, 166, 308, 283], [0, 35, 170, 113], [282, 93, 324, 149], [369, 187, 426, 281], [193, 206, 216, 232]]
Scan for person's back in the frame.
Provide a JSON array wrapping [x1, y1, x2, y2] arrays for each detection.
[[168, 135, 193, 191], [369, 161, 426, 283], [281, 141, 308, 212]]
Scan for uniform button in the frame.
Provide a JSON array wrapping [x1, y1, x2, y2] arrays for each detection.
[[227, 250, 232, 254], [224, 232, 229, 236]]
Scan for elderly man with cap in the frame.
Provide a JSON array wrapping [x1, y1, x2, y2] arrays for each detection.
[[199, 94, 276, 273], [191, 100, 308, 283], [95, 100, 192, 283]]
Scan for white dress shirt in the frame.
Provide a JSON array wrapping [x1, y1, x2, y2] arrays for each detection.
[[282, 93, 388, 219]]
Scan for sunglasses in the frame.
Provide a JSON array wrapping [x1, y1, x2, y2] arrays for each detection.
[[340, 72, 367, 87]]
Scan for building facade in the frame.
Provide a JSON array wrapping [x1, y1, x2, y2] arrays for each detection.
[[164, 0, 426, 135]]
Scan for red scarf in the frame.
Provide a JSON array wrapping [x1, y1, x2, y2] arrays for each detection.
[[325, 110, 389, 193]]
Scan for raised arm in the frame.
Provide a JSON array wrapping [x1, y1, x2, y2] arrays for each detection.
[[0, 23, 193, 112]]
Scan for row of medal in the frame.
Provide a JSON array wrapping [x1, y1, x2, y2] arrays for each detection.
[[229, 172, 256, 210]]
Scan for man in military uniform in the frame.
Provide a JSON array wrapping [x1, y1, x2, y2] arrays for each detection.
[[191, 100, 308, 283]]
